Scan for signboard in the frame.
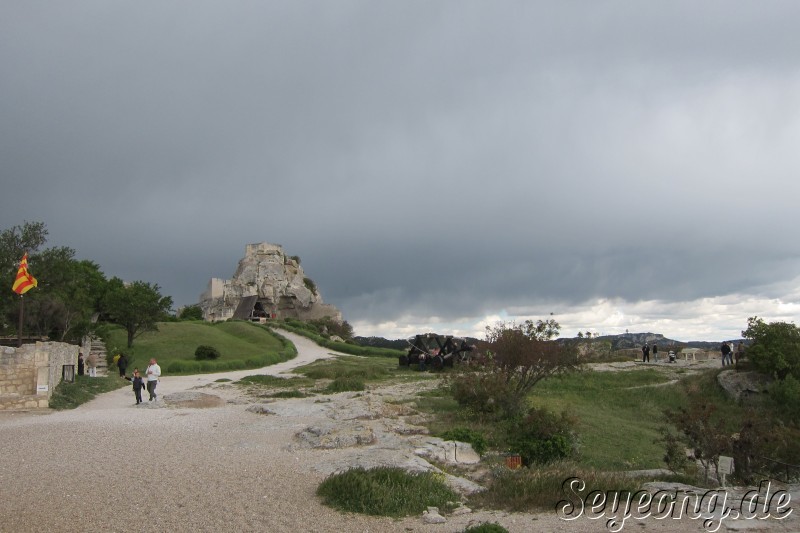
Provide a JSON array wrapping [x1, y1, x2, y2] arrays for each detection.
[[36, 384, 49, 392], [719, 456, 734, 475]]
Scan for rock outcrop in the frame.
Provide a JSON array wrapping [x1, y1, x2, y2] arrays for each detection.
[[199, 242, 342, 323]]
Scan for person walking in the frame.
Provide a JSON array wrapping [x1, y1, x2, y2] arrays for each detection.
[[125, 368, 147, 405], [86, 351, 98, 377], [720, 341, 732, 366], [116, 353, 128, 378], [77, 351, 85, 376], [736, 342, 745, 365], [642, 343, 650, 363], [652, 344, 659, 362], [146, 358, 161, 401]]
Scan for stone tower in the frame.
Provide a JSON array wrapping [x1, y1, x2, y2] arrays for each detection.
[[199, 243, 342, 323]]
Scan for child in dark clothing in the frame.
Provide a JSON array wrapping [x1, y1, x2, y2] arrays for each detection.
[[125, 368, 146, 405]]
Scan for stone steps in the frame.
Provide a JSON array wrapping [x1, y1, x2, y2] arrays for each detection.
[[87, 336, 108, 377]]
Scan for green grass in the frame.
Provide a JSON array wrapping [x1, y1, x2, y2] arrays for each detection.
[[293, 355, 427, 383], [324, 376, 365, 393], [102, 321, 295, 375], [424, 367, 740, 472], [295, 356, 390, 380], [266, 390, 311, 398], [527, 368, 686, 470], [271, 320, 405, 358], [49, 374, 129, 410], [237, 374, 315, 388], [468, 463, 641, 512], [316, 467, 459, 517]]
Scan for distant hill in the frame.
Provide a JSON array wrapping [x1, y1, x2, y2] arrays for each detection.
[[358, 331, 744, 352], [586, 332, 744, 351]]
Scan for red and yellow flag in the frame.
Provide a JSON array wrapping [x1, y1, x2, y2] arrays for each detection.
[[11, 253, 37, 295]]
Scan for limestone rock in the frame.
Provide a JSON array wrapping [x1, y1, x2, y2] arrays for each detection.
[[412, 437, 481, 465], [717, 370, 772, 402], [199, 242, 342, 323], [422, 507, 446, 524], [295, 422, 376, 449], [246, 404, 275, 415]]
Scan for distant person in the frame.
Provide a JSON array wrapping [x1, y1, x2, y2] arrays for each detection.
[[77, 351, 85, 376], [641, 343, 650, 362], [652, 344, 659, 362], [86, 351, 98, 377], [116, 353, 128, 378], [720, 341, 732, 366], [125, 368, 146, 405], [146, 358, 161, 401], [736, 342, 745, 365]]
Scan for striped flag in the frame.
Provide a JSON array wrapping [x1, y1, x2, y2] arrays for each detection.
[[11, 253, 37, 295]]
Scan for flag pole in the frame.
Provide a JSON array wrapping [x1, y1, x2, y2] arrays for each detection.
[[17, 294, 23, 347]]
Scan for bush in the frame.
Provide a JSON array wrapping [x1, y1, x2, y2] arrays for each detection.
[[463, 524, 508, 533], [769, 374, 800, 420], [448, 370, 521, 417], [179, 305, 203, 320], [325, 377, 365, 393], [194, 345, 221, 361], [439, 427, 488, 455], [469, 465, 638, 512], [504, 407, 578, 466], [316, 467, 458, 517], [743, 317, 800, 380]]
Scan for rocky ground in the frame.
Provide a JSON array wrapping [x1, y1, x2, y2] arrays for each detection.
[[0, 333, 797, 532]]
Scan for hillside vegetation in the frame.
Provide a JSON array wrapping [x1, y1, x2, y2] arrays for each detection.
[[100, 320, 295, 374]]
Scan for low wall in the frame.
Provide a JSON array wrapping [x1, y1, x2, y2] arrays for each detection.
[[0, 342, 79, 410]]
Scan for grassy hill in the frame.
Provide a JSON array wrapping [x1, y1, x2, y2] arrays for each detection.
[[101, 320, 295, 375]]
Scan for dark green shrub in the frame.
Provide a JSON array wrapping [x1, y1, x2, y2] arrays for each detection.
[[505, 407, 578, 466], [316, 467, 458, 517], [179, 305, 203, 320], [463, 524, 509, 533], [325, 377, 365, 393], [769, 374, 800, 419], [194, 345, 221, 361], [269, 390, 309, 398], [440, 427, 488, 455], [448, 370, 521, 417], [743, 317, 800, 380]]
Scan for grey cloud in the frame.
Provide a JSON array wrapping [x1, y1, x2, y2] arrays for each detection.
[[2, 1, 800, 337]]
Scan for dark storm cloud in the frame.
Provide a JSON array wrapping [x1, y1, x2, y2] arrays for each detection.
[[2, 1, 800, 338]]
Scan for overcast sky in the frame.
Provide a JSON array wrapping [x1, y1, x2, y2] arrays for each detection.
[[2, 1, 799, 342]]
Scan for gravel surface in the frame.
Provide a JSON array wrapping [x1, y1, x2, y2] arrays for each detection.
[[1, 332, 797, 533]]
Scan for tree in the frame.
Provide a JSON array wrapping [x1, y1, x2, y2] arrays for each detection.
[[0, 221, 48, 272], [663, 392, 730, 483], [179, 305, 203, 321], [102, 278, 173, 348], [0, 221, 49, 333], [742, 316, 800, 380], [451, 320, 578, 418], [485, 321, 578, 407], [23, 247, 107, 340]]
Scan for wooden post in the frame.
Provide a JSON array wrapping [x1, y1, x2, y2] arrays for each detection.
[[17, 295, 23, 347]]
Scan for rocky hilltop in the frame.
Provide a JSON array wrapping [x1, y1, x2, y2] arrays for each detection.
[[199, 243, 342, 323]]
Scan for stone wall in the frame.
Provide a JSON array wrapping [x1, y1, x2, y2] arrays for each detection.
[[0, 341, 79, 410]]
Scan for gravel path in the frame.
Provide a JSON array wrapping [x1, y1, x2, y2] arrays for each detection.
[[0, 332, 797, 533]]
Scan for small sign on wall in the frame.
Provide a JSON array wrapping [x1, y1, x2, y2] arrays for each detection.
[[37, 384, 48, 392]]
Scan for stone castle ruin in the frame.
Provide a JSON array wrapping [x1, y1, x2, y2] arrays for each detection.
[[199, 243, 342, 324]]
